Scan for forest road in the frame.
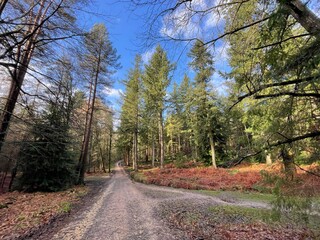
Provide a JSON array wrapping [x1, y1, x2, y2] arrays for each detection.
[[46, 162, 269, 240]]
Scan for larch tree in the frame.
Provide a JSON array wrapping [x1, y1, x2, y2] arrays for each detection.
[[77, 23, 119, 185], [142, 45, 173, 169]]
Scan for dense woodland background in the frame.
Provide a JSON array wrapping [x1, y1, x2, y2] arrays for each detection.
[[0, 0, 319, 193]]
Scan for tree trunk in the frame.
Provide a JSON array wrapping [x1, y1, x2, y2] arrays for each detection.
[[281, 148, 296, 180], [77, 94, 93, 184], [87, 133, 94, 173], [124, 153, 128, 166], [127, 148, 130, 166], [158, 111, 164, 168], [152, 139, 155, 168], [100, 146, 107, 173], [266, 152, 272, 165], [170, 135, 174, 157], [209, 133, 217, 169], [0, 46, 34, 153], [282, 0, 320, 38], [145, 147, 149, 162], [78, 58, 100, 184], [108, 129, 112, 173], [8, 166, 16, 191], [78, 116, 92, 184], [133, 130, 138, 171]]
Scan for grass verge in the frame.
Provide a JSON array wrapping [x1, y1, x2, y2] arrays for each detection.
[[197, 189, 275, 203]]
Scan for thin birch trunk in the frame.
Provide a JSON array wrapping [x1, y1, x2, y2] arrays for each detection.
[[209, 133, 217, 169], [159, 111, 164, 169]]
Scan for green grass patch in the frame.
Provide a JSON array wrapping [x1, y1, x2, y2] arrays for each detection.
[[130, 171, 147, 183], [198, 190, 275, 203], [226, 169, 239, 175], [59, 201, 72, 213], [208, 204, 320, 231], [209, 205, 273, 224]]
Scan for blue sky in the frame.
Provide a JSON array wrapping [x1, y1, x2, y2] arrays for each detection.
[[80, 0, 231, 114]]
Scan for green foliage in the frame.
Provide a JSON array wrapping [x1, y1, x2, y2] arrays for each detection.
[[117, 55, 142, 167], [165, 74, 194, 159], [130, 171, 147, 183], [16, 104, 76, 192], [188, 39, 224, 163], [172, 153, 191, 168], [142, 45, 173, 112], [271, 178, 317, 227], [59, 201, 72, 213], [225, 0, 320, 167], [272, 186, 312, 224], [209, 203, 320, 230]]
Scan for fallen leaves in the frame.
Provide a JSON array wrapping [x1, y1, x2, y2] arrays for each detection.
[[0, 186, 88, 239], [161, 201, 318, 240]]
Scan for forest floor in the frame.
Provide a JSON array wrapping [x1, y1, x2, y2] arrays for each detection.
[[0, 173, 111, 240], [0, 162, 319, 239]]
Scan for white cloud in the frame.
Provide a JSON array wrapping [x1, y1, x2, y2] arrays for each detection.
[[204, 0, 227, 28], [159, 0, 226, 40], [204, 11, 224, 29], [214, 42, 230, 61], [103, 87, 123, 98], [160, 6, 201, 39], [210, 71, 228, 95], [189, 0, 208, 11], [0, 72, 10, 98], [141, 47, 156, 64]]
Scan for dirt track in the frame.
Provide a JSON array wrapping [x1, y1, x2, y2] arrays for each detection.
[[33, 162, 270, 240]]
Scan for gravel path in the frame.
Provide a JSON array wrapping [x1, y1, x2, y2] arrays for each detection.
[[44, 162, 270, 240]]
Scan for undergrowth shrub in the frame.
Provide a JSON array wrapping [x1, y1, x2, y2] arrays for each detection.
[[15, 105, 76, 192], [259, 170, 319, 228]]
